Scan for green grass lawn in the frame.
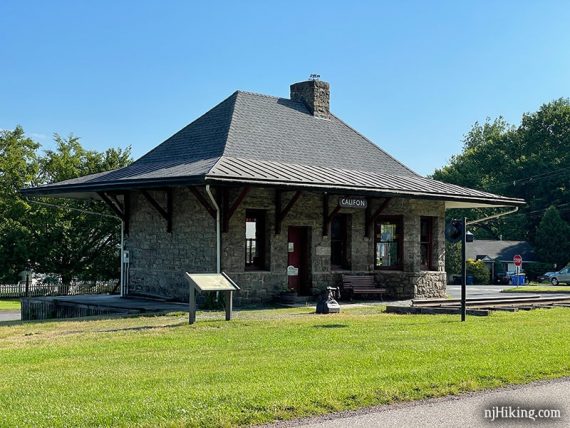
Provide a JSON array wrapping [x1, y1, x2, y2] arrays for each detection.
[[0, 306, 569, 427], [503, 285, 570, 293], [0, 299, 20, 310]]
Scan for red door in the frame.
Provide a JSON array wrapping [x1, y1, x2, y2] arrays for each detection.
[[288, 227, 309, 294]]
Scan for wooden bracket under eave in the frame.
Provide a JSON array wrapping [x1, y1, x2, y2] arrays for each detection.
[[275, 190, 302, 235], [322, 192, 345, 237], [188, 187, 216, 219], [141, 189, 173, 233], [221, 186, 251, 233], [97, 191, 130, 235], [365, 197, 392, 238]]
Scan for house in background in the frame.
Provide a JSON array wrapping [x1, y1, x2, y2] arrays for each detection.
[[466, 239, 538, 279], [22, 78, 524, 304]]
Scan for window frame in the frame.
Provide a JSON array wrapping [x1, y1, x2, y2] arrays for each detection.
[[420, 216, 435, 271], [374, 215, 404, 270], [330, 213, 351, 271], [244, 209, 267, 271]]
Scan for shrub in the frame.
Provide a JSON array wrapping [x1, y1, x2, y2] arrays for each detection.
[[524, 262, 557, 281], [466, 259, 491, 284]]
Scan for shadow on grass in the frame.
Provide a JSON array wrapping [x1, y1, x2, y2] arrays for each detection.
[[313, 324, 349, 329]]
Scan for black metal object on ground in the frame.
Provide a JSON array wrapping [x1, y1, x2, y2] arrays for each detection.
[[316, 287, 341, 314]]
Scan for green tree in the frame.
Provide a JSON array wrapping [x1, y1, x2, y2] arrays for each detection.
[[433, 99, 570, 244], [0, 127, 132, 285], [534, 206, 570, 268], [0, 127, 40, 280], [32, 134, 132, 286], [445, 241, 462, 276]]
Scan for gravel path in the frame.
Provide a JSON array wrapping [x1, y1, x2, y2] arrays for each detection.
[[266, 378, 569, 428]]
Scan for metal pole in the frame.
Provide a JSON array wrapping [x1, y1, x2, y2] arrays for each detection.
[[189, 285, 197, 325], [461, 217, 467, 322], [120, 221, 124, 297], [25, 272, 30, 298]]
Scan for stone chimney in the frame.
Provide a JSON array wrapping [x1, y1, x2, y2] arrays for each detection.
[[290, 78, 330, 119]]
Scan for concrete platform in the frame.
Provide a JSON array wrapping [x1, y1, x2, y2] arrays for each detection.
[[21, 295, 188, 321]]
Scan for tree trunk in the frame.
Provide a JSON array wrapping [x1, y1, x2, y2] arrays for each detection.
[[60, 273, 72, 295]]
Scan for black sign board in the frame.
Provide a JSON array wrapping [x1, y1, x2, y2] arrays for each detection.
[[338, 197, 368, 209]]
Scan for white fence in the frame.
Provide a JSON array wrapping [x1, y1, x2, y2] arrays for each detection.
[[0, 280, 118, 298]]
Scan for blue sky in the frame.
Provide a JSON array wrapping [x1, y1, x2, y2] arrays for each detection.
[[1, 0, 569, 176]]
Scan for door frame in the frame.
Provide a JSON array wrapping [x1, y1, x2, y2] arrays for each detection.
[[287, 226, 312, 296]]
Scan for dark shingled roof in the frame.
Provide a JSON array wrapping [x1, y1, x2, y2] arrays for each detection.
[[21, 90, 525, 207], [466, 240, 538, 262]]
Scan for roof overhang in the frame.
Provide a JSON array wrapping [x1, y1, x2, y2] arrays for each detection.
[[20, 176, 206, 199], [21, 175, 525, 209], [444, 200, 522, 209], [204, 176, 526, 208]]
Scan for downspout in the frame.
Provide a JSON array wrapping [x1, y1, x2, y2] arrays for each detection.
[[205, 185, 221, 273]]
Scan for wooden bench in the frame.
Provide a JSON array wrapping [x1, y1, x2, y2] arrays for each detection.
[[342, 274, 387, 301]]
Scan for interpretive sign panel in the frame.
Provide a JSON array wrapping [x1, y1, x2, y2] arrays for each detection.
[[185, 272, 240, 324]]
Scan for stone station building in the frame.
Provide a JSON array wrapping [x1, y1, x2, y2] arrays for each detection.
[[23, 79, 524, 304]]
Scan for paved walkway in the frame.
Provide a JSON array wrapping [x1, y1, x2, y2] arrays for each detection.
[[0, 311, 20, 322], [272, 378, 569, 428]]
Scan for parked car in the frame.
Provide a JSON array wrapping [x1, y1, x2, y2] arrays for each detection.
[[537, 271, 557, 283], [549, 267, 570, 286]]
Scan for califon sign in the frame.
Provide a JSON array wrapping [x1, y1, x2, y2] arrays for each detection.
[[338, 196, 367, 209]]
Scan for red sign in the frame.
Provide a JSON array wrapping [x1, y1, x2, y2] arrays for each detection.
[[513, 255, 522, 267]]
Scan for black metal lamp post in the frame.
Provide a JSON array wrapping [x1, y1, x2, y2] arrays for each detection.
[[446, 219, 468, 321]]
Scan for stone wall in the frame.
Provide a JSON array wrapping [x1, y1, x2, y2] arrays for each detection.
[[125, 188, 216, 300], [124, 186, 447, 303]]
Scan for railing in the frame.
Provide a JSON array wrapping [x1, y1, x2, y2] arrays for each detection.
[[0, 280, 118, 298]]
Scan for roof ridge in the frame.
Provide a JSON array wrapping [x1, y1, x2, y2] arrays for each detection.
[[329, 113, 421, 177], [235, 90, 286, 100], [212, 91, 239, 172], [132, 91, 239, 166]]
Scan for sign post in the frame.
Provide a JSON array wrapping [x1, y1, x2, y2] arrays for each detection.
[[513, 255, 522, 286]]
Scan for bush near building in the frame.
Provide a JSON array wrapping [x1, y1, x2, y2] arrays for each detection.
[[524, 262, 557, 281], [467, 259, 491, 284]]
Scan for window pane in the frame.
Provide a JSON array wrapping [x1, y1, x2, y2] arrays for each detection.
[[245, 220, 256, 240], [331, 214, 350, 269], [420, 217, 433, 270], [245, 210, 266, 269], [375, 219, 401, 268], [420, 219, 430, 242], [376, 242, 398, 266], [420, 243, 428, 268]]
